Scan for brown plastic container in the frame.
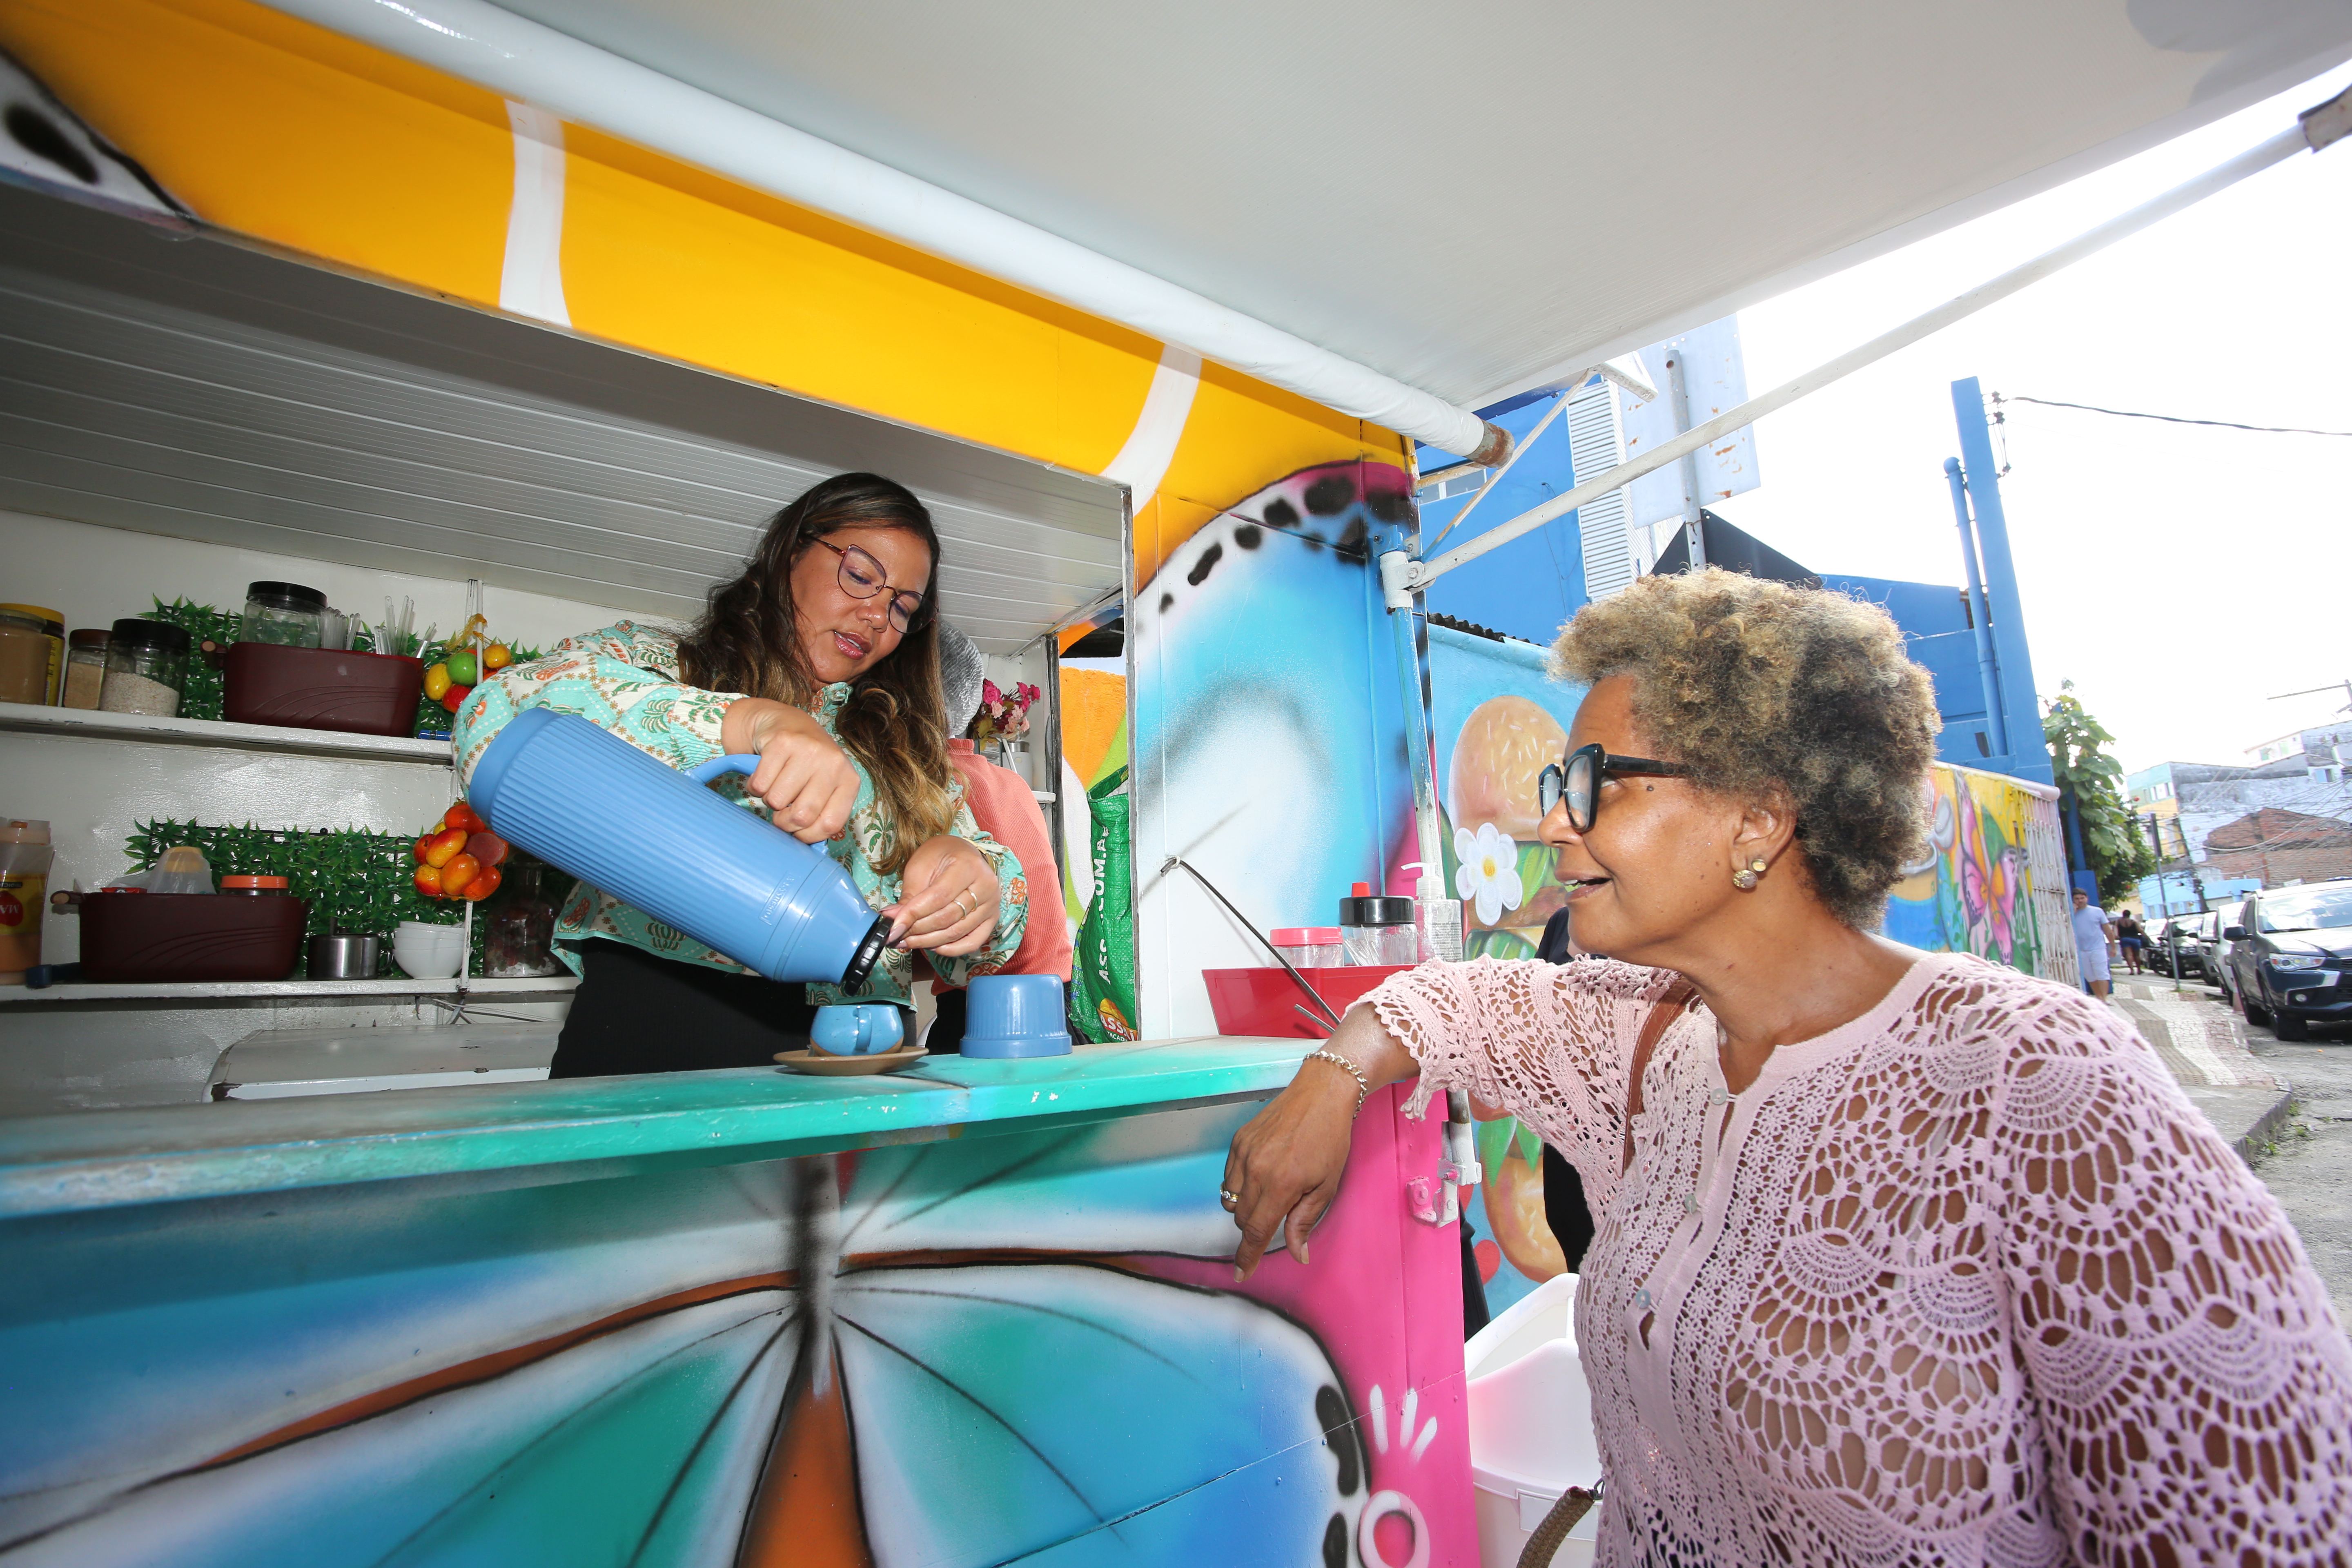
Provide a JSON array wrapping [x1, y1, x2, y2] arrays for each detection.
[[79, 891, 310, 983], [223, 644, 424, 736]]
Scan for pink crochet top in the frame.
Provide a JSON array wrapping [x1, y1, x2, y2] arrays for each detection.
[[1367, 951, 2352, 1565]]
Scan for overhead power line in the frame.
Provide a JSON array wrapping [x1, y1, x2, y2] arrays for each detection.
[[1997, 393, 2352, 439]]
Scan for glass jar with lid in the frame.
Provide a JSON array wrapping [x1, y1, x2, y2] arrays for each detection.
[[0, 609, 52, 706], [99, 618, 192, 717], [0, 605, 62, 704], [61, 629, 108, 709], [238, 581, 327, 648]]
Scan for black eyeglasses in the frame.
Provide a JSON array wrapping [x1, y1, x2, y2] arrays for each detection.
[[813, 539, 929, 633], [1537, 742, 1691, 832]]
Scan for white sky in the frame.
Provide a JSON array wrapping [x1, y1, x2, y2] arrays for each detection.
[[1708, 61, 2352, 776]]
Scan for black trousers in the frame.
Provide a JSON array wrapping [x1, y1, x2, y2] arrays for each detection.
[[550, 941, 845, 1078]]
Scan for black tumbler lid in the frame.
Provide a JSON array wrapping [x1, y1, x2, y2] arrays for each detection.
[[839, 913, 894, 992], [245, 581, 327, 612], [1339, 894, 1414, 926], [109, 617, 191, 653]]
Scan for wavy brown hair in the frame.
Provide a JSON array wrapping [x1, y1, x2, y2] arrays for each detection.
[[1552, 567, 1940, 929], [677, 473, 953, 873]]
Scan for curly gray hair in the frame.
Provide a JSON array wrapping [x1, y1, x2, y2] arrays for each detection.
[[1552, 568, 1941, 928]]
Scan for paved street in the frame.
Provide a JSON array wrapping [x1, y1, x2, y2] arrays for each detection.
[[2111, 971, 2352, 1321]]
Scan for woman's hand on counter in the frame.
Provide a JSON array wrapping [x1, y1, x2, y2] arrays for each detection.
[[885, 836, 1000, 956], [721, 698, 862, 843], [1223, 1007, 1419, 1279]]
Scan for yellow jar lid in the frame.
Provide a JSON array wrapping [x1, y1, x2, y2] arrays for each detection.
[[0, 604, 63, 633]]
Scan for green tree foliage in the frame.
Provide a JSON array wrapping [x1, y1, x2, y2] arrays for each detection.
[[2043, 683, 2156, 906]]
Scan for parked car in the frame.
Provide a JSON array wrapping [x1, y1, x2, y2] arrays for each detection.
[[2144, 916, 2204, 978], [2225, 880, 2352, 1041], [2194, 908, 2240, 1000]]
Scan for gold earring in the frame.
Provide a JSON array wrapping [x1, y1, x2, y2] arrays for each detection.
[[1732, 856, 1766, 891]]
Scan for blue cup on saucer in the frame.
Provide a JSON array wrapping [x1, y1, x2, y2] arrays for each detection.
[[960, 975, 1073, 1058], [809, 1002, 904, 1056]]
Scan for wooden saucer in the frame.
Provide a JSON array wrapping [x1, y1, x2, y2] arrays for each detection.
[[773, 1042, 928, 1076]]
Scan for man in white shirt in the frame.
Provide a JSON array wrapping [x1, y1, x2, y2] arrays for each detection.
[[2072, 888, 2118, 998]]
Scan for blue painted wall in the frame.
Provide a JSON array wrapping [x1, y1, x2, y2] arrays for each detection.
[[1417, 392, 1586, 647]]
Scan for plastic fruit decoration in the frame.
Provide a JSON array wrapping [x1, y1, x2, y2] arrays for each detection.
[[443, 802, 485, 835], [422, 826, 469, 868], [483, 642, 513, 671], [466, 831, 508, 868], [413, 862, 443, 898], [412, 834, 434, 865], [441, 684, 471, 713], [422, 663, 452, 700], [445, 649, 479, 686], [458, 865, 503, 902], [439, 853, 481, 899]]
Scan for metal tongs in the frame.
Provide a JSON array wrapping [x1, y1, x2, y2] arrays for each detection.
[[1158, 855, 1343, 1031]]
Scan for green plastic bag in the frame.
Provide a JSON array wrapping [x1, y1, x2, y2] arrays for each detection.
[[1069, 772, 1139, 1042]]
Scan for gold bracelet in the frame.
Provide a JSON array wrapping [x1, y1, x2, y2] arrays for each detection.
[[1307, 1049, 1369, 1117]]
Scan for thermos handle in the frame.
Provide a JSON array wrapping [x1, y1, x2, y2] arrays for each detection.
[[685, 753, 764, 786]]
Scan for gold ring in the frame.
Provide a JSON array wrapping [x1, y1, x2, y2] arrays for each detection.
[[1219, 1189, 1240, 1208]]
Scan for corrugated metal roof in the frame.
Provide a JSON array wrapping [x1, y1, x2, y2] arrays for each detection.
[[0, 184, 1124, 652]]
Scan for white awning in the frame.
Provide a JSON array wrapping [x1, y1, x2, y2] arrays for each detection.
[[419, 0, 2352, 419]]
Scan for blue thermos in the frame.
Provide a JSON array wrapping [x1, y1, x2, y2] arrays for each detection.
[[468, 707, 891, 990]]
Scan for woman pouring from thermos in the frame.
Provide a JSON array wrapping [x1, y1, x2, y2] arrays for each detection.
[[455, 472, 1027, 1076]]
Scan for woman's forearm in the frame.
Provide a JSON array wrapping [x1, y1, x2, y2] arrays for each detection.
[[1309, 1001, 1422, 1094]]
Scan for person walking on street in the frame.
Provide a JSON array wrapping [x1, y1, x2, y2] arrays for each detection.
[[2115, 908, 2146, 975], [2073, 888, 2117, 998]]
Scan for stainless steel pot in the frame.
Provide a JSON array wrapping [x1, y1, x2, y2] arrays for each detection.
[[307, 933, 381, 980]]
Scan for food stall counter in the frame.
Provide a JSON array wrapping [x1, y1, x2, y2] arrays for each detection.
[[0, 1036, 1480, 1566]]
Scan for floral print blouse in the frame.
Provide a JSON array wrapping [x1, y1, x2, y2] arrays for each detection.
[[452, 621, 1025, 1006]]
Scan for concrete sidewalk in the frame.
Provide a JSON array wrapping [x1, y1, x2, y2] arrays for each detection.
[[2109, 978, 2294, 1160]]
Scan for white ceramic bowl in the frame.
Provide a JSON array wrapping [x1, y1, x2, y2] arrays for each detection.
[[392, 919, 466, 980]]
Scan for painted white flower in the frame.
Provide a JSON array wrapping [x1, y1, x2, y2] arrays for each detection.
[[1453, 822, 1524, 927]]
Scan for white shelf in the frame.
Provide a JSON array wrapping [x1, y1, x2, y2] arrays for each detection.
[[0, 701, 451, 766], [0, 976, 576, 1005]]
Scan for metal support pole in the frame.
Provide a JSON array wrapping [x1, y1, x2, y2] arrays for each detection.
[[1952, 379, 2050, 785], [1943, 457, 2009, 762], [1666, 352, 1706, 570], [1379, 552, 1444, 895]]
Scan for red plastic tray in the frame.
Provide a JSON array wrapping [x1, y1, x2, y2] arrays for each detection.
[[79, 892, 310, 983], [1202, 964, 1414, 1038], [223, 644, 424, 736]]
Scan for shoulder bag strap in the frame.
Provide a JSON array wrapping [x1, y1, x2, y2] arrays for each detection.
[[1620, 979, 1700, 1174]]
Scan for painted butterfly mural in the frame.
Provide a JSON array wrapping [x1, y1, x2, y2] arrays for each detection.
[[0, 1084, 1469, 1567], [1130, 461, 1422, 1035]]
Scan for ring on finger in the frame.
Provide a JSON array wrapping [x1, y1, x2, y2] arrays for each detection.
[[1219, 1188, 1240, 1208], [954, 888, 976, 916]]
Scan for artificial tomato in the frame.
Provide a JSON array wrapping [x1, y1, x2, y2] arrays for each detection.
[[441, 683, 471, 713], [412, 862, 444, 898], [443, 802, 484, 835], [445, 649, 479, 686], [465, 830, 508, 867], [422, 826, 469, 868], [457, 865, 502, 902], [438, 853, 481, 899], [422, 662, 452, 700], [483, 642, 513, 671]]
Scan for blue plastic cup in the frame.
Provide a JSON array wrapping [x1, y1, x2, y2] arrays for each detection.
[[960, 974, 1073, 1058], [808, 1003, 905, 1056]]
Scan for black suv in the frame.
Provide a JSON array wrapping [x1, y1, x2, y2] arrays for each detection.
[[2225, 880, 2352, 1041]]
